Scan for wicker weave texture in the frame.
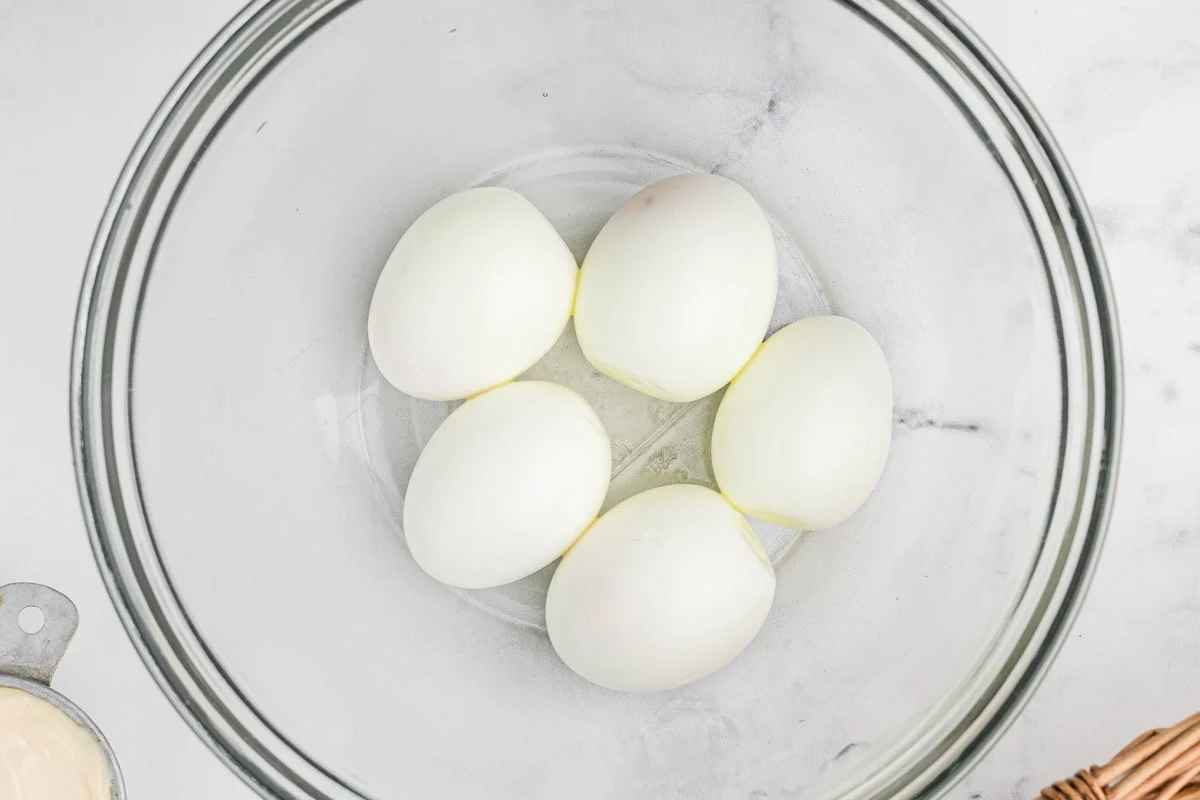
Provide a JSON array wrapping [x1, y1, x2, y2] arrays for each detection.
[[1039, 712, 1200, 800]]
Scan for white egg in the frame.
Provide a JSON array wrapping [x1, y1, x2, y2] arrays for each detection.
[[546, 484, 775, 692], [368, 188, 578, 401], [712, 315, 893, 531], [573, 173, 778, 403], [403, 381, 611, 589]]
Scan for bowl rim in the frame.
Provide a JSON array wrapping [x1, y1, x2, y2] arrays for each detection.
[[70, 0, 1123, 798]]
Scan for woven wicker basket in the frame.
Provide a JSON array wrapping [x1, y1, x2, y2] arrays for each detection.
[[1038, 712, 1200, 800]]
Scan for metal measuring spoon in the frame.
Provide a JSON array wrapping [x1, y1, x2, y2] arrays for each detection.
[[0, 582, 126, 799]]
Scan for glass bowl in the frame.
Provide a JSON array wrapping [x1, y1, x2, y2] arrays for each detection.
[[71, 0, 1121, 798]]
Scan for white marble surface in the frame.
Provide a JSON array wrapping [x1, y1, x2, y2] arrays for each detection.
[[1, 0, 1198, 798]]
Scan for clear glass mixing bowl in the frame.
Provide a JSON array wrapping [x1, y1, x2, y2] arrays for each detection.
[[71, 0, 1121, 798]]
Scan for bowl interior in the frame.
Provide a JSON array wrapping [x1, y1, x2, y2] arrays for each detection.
[[89, 0, 1104, 798]]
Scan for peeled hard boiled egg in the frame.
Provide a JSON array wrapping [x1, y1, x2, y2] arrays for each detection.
[[368, 187, 577, 400], [573, 173, 778, 403], [712, 315, 893, 531], [546, 484, 775, 692], [403, 381, 611, 589]]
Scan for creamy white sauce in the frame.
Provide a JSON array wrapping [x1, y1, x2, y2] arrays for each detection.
[[0, 687, 112, 800]]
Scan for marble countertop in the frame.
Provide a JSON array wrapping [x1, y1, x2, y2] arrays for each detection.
[[1, 0, 1197, 797]]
